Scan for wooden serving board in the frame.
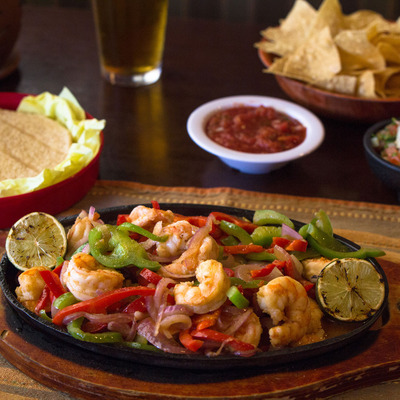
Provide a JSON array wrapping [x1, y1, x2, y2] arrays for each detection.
[[0, 258, 399, 400]]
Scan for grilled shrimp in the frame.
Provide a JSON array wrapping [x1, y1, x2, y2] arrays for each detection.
[[66, 207, 103, 258], [174, 260, 231, 314], [128, 205, 174, 231], [160, 215, 219, 278], [293, 298, 325, 346], [15, 266, 48, 312], [301, 257, 332, 282], [62, 253, 124, 301], [257, 276, 321, 347], [155, 220, 198, 257], [217, 307, 262, 348]]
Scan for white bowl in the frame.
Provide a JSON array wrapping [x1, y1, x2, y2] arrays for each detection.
[[187, 95, 325, 174]]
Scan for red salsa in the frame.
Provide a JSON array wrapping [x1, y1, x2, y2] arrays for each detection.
[[205, 105, 306, 154]]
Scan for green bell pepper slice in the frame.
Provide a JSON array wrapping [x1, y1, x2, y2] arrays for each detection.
[[229, 277, 264, 289], [306, 223, 349, 252], [245, 251, 276, 262], [88, 224, 161, 270], [307, 235, 385, 259], [221, 235, 240, 246], [53, 292, 79, 310], [227, 286, 249, 309], [117, 222, 168, 242], [253, 209, 295, 229], [314, 210, 333, 236], [67, 317, 123, 343], [251, 226, 281, 247], [219, 220, 253, 245], [122, 341, 162, 352]]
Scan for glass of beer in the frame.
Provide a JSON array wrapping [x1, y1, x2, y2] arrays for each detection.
[[91, 0, 169, 87]]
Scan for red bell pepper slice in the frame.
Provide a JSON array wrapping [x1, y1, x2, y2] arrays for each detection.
[[34, 286, 51, 315], [210, 212, 258, 233], [250, 260, 286, 278], [191, 329, 255, 354], [285, 239, 308, 252], [123, 296, 147, 313], [139, 268, 162, 285], [179, 329, 204, 352], [151, 200, 160, 209], [224, 244, 264, 254], [223, 268, 235, 277], [39, 270, 66, 299], [52, 286, 156, 326], [271, 237, 291, 248], [117, 214, 130, 225], [174, 215, 223, 239], [192, 309, 221, 330]]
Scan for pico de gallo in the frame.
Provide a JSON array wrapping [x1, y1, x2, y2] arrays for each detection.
[[371, 118, 400, 166]]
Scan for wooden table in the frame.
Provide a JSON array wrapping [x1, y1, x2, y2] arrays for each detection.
[[2, 0, 400, 205]]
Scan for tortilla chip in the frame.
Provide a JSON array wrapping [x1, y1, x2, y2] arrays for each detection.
[[280, 26, 341, 82], [376, 41, 400, 65], [307, 0, 344, 38], [357, 70, 377, 98], [344, 10, 385, 30], [335, 30, 386, 71], [315, 74, 357, 95], [257, 0, 400, 99], [258, 0, 316, 56]]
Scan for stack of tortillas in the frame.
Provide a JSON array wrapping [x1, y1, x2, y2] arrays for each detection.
[[0, 109, 72, 180]]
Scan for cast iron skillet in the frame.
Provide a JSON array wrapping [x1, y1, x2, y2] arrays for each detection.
[[0, 203, 389, 370]]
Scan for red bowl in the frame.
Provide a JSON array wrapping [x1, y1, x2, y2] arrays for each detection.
[[258, 49, 400, 123], [0, 92, 103, 229]]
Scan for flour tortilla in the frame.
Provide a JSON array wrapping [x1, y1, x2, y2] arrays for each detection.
[[0, 109, 72, 180]]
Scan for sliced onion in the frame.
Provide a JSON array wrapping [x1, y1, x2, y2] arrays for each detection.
[[234, 263, 265, 281], [290, 254, 304, 277], [223, 308, 252, 336], [159, 314, 192, 338], [281, 223, 303, 240], [163, 304, 193, 317], [62, 311, 135, 326], [107, 320, 137, 341], [266, 267, 284, 281], [274, 245, 302, 281], [137, 318, 189, 354]]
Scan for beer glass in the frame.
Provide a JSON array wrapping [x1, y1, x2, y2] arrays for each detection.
[[91, 0, 168, 87]]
